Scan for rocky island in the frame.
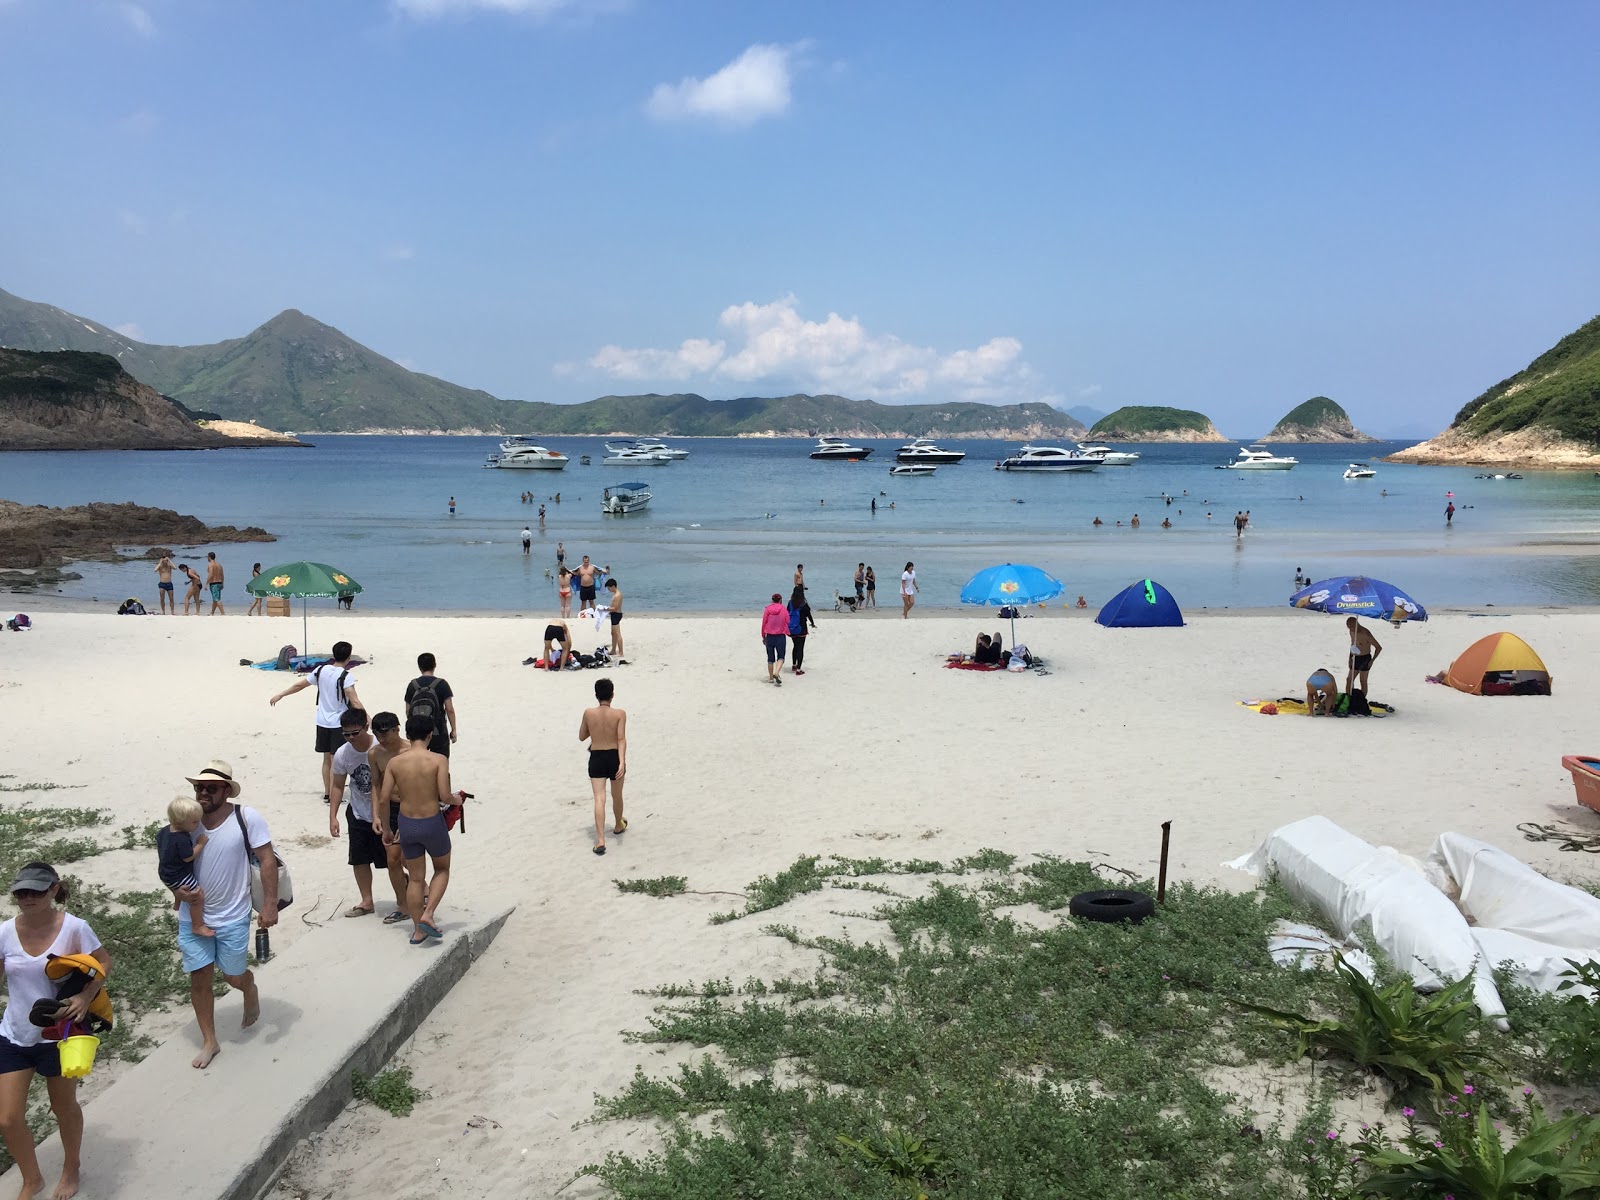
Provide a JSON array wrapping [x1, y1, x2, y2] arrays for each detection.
[[0, 348, 305, 451], [0, 499, 275, 591], [1262, 396, 1377, 443], [1387, 315, 1600, 468], [1088, 406, 1226, 442]]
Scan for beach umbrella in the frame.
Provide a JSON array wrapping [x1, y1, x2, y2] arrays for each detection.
[[960, 562, 1064, 647], [246, 561, 363, 646], [1289, 575, 1427, 624]]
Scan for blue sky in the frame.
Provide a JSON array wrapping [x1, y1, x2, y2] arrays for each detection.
[[1, 1, 1596, 436]]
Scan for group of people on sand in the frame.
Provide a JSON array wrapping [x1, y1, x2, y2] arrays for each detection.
[[154, 552, 235, 616], [761, 567, 818, 685], [1305, 617, 1383, 716]]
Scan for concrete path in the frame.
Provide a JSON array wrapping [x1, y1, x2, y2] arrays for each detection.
[[2, 904, 512, 1200]]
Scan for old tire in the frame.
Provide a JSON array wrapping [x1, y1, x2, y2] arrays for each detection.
[[1068, 889, 1155, 924]]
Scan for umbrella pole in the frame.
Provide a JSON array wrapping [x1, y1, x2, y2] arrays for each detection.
[[302, 597, 308, 652]]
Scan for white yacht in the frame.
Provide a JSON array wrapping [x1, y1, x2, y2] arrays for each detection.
[[809, 437, 874, 461], [600, 482, 652, 515], [1216, 445, 1298, 471], [1343, 463, 1376, 480], [995, 445, 1100, 473], [1076, 441, 1141, 466], [485, 437, 569, 470], [601, 446, 672, 466], [607, 438, 688, 460], [889, 464, 938, 476], [895, 438, 966, 464]]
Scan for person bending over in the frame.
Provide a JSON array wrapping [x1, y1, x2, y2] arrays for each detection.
[[1306, 667, 1339, 716], [543, 619, 572, 670]]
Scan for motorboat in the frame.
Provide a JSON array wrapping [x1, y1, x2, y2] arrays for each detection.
[[579, 455, 591, 466], [1216, 445, 1298, 471], [1474, 472, 1524, 480], [601, 446, 672, 466], [809, 437, 873, 461], [486, 438, 568, 470], [995, 444, 1100, 472], [889, 464, 938, 476], [1343, 463, 1376, 479], [1076, 442, 1141, 466], [895, 437, 966, 464], [600, 482, 652, 515], [606, 438, 688, 460]]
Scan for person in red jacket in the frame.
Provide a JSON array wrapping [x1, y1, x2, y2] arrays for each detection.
[[761, 593, 789, 687]]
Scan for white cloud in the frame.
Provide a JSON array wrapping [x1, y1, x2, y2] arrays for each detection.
[[118, 108, 159, 138], [117, 209, 148, 236], [112, 322, 146, 340], [646, 43, 799, 127], [393, 0, 583, 18], [118, 2, 155, 37], [382, 244, 416, 261], [1076, 384, 1103, 399], [579, 297, 1037, 402]]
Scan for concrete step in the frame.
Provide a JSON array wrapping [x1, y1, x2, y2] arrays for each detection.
[[2, 904, 513, 1200]]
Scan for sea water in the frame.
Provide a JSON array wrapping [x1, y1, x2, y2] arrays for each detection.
[[4, 436, 1600, 612]]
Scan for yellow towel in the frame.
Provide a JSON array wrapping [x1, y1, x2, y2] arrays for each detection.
[[45, 952, 113, 1031]]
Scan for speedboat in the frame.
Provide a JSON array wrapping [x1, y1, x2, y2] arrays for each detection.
[[995, 445, 1100, 472], [809, 437, 873, 461], [889, 464, 937, 476], [600, 482, 652, 514], [1216, 446, 1298, 471], [579, 455, 591, 466], [487, 438, 569, 470], [1343, 463, 1376, 479], [601, 446, 672, 466], [1475, 472, 1524, 480], [895, 438, 965, 464], [607, 438, 688, 460], [1076, 442, 1141, 466]]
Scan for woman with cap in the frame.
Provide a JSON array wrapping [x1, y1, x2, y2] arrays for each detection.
[[0, 861, 109, 1200]]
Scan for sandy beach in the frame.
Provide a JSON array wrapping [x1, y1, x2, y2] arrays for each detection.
[[2, 605, 1598, 1196]]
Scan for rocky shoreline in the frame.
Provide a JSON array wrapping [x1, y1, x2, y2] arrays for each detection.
[[1383, 426, 1600, 469], [0, 500, 275, 591]]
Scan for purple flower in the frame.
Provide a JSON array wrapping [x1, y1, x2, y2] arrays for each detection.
[[1434, 1141, 1444, 1149], [1462, 1085, 1474, 1095], [1161, 974, 1170, 980], [1327, 1131, 1338, 1141], [1524, 1087, 1534, 1096], [1402, 1107, 1415, 1117]]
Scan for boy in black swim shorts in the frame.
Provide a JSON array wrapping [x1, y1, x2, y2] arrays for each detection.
[[578, 678, 627, 856]]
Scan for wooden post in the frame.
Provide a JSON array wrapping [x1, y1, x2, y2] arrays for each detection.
[[1157, 820, 1172, 904]]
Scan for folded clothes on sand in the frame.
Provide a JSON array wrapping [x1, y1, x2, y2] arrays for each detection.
[[1240, 696, 1395, 717]]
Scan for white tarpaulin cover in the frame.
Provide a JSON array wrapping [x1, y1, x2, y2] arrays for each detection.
[[1471, 928, 1597, 999], [1427, 832, 1600, 948], [1228, 815, 1507, 1022]]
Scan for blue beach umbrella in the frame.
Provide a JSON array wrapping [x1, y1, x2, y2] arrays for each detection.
[[960, 562, 1064, 647], [1290, 575, 1427, 624]]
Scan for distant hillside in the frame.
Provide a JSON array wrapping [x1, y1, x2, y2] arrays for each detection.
[[0, 349, 302, 451], [1387, 315, 1600, 467], [1089, 405, 1225, 442], [1059, 403, 1105, 427], [1264, 396, 1377, 443], [504, 393, 1085, 439]]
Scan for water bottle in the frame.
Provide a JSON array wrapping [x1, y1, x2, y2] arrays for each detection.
[[255, 927, 271, 963]]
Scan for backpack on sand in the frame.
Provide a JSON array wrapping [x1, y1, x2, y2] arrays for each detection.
[[274, 644, 298, 671], [407, 676, 442, 739]]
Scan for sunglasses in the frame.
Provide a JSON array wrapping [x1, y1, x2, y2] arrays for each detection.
[[341, 728, 367, 738], [193, 782, 229, 795], [11, 887, 48, 899]]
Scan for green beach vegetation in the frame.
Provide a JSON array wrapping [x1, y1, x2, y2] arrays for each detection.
[[1451, 315, 1600, 446], [579, 850, 1600, 1199]]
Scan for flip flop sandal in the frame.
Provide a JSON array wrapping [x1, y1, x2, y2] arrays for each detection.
[[419, 921, 444, 940], [408, 931, 430, 946], [613, 818, 628, 835], [344, 906, 374, 918], [593, 844, 606, 855], [382, 911, 409, 925]]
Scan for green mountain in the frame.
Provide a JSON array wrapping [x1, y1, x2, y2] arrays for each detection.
[[1089, 405, 1225, 442], [1450, 315, 1600, 444], [1264, 396, 1377, 442]]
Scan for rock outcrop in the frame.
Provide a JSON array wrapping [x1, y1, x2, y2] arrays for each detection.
[[1264, 396, 1378, 443], [0, 349, 304, 450], [1089, 406, 1226, 442]]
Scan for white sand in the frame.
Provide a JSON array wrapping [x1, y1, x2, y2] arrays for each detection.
[[2, 607, 1598, 1196]]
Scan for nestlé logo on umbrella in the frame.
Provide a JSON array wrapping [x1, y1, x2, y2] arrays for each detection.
[[332, 574, 349, 585], [999, 580, 1019, 595], [271, 575, 291, 587]]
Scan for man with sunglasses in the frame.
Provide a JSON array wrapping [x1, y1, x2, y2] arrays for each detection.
[[180, 759, 277, 1070], [329, 708, 385, 919]]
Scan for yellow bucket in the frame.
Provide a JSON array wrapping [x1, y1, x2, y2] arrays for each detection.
[[58, 1035, 99, 1079]]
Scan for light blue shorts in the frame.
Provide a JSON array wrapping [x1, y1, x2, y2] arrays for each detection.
[[178, 915, 251, 977]]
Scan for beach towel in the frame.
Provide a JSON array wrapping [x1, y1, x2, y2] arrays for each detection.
[[1239, 696, 1395, 717], [945, 660, 1002, 671]]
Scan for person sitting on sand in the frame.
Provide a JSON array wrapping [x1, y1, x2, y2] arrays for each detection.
[[1306, 668, 1339, 716], [970, 633, 996, 664]]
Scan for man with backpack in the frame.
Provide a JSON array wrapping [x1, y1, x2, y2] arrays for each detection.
[[269, 640, 365, 802], [404, 652, 457, 759]]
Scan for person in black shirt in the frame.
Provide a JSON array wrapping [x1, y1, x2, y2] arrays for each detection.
[[157, 795, 213, 936], [404, 653, 457, 757]]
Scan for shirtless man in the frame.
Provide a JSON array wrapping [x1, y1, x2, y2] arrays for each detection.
[[205, 552, 225, 616], [180, 563, 204, 615], [376, 715, 452, 945], [604, 577, 624, 659], [574, 555, 608, 614], [366, 712, 413, 924], [156, 552, 176, 614], [1346, 617, 1383, 697], [579, 678, 627, 855]]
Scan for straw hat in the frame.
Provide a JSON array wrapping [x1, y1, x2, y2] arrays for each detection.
[[185, 759, 241, 798]]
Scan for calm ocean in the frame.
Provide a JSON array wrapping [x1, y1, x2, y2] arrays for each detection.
[[5, 436, 1600, 612]]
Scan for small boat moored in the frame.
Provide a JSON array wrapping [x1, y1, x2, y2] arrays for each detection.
[[1076, 442, 1141, 466], [1217, 446, 1298, 471], [1343, 463, 1376, 479], [600, 482, 652, 515], [489, 437, 569, 470], [602, 446, 672, 466], [895, 438, 965, 464], [809, 437, 874, 461], [889, 464, 938, 476]]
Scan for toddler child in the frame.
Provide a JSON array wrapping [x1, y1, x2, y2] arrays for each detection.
[[157, 795, 213, 936]]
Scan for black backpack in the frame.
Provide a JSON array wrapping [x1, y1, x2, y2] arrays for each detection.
[[313, 662, 349, 703], [1347, 688, 1372, 717], [408, 676, 442, 738]]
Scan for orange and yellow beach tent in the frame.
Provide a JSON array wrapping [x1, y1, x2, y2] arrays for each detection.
[[1445, 632, 1552, 696]]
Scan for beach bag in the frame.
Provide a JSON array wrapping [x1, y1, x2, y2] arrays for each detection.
[[234, 805, 293, 912], [7, 614, 31, 631], [407, 676, 442, 738], [116, 598, 146, 615], [274, 644, 298, 671], [1347, 689, 1372, 717], [788, 606, 803, 637]]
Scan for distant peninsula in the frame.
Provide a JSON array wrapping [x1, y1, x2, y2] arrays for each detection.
[[0, 348, 305, 451], [1263, 396, 1377, 443], [1088, 406, 1226, 442], [1387, 315, 1600, 468]]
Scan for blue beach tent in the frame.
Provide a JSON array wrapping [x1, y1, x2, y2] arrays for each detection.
[[1096, 579, 1185, 628]]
